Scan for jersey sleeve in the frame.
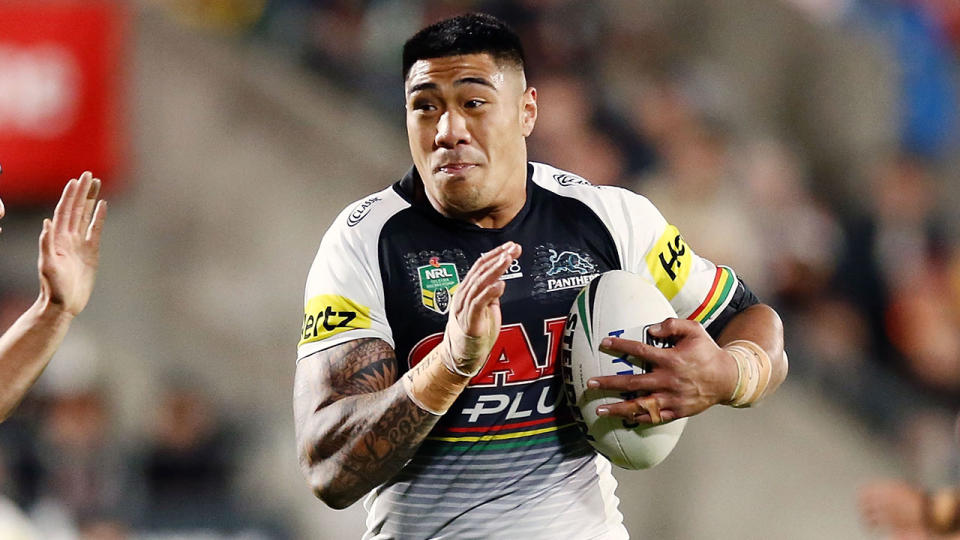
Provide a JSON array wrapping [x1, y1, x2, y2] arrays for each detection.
[[297, 208, 393, 362], [600, 186, 755, 332]]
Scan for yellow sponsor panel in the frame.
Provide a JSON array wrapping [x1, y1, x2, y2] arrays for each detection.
[[644, 224, 691, 300], [300, 294, 372, 346]]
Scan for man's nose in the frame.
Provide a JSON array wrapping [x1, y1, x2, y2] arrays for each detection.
[[435, 110, 470, 149]]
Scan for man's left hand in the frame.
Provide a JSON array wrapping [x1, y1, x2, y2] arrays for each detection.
[[587, 318, 738, 423]]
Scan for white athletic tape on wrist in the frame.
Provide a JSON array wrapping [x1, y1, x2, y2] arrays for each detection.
[[401, 375, 446, 416], [402, 337, 473, 416], [724, 340, 772, 408], [444, 316, 494, 377], [443, 337, 484, 377]]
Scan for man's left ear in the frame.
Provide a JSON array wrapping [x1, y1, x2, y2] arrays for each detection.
[[521, 87, 537, 137]]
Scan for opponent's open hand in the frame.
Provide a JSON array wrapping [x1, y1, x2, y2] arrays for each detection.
[[38, 172, 107, 316], [587, 318, 737, 423], [445, 241, 522, 374]]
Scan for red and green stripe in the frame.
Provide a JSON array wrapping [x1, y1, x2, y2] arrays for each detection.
[[438, 416, 557, 434], [687, 266, 735, 323], [424, 423, 581, 453]]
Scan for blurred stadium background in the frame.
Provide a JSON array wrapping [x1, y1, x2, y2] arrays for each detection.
[[2, 0, 960, 538]]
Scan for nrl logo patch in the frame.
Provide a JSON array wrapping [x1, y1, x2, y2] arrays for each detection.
[[418, 257, 460, 314]]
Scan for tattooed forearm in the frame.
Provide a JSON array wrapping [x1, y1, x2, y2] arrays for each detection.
[[294, 338, 441, 509]]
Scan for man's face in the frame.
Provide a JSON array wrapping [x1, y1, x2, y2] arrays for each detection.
[[405, 53, 537, 219]]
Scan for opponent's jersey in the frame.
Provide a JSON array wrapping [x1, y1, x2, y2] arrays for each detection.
[[298, 163, 756, 540]]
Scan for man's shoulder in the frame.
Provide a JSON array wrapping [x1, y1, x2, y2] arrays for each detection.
[[328, 183, 411, 239], [529, 162, 658, 218], [530, 162, 596, 192]]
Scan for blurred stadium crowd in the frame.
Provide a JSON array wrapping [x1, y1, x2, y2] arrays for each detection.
[[3, 0, 960, 538]]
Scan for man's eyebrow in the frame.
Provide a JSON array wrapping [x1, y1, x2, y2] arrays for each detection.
[[454, 76, 496, 90], [406, 77, 497, 96], [407, 82, 437, 96]]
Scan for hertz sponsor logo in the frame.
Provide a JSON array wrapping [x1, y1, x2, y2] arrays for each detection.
[[645, 224, 691, 300], [300, 294, 372, 346]]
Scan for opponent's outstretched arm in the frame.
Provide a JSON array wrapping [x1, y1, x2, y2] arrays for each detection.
[[294, 241, 521, 509], [0, 172, 107, 421]]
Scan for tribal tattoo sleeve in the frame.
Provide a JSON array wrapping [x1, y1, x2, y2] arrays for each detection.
[[294, 338, 440, 508]]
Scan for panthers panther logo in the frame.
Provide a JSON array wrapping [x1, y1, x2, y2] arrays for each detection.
[[547, 249, 596, 276]]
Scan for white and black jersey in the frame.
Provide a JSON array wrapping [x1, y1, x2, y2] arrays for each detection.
[[298, 162, 758, 539]]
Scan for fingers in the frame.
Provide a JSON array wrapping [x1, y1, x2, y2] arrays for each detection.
[[81, 175, 101, 232], [459, 253, 513, 335], [70, 172, 93, 232], [86, 200, 107, 246], [647, 318, 700, 340], [51, 172, 102, 236], [599, 336, 673, 368], [596, 318, 702, 365], [596, 394, 671, 423], [454, 242, 520, 310], [53, 177, 79, 232], [38, 219, 52, 256], [639, 396, 662, 423], [588, 372, 666, 393], [464, 280, 506, 327]]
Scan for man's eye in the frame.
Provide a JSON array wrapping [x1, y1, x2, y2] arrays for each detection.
[[464, 99, 485, 109], [413, 102, 436, 112]]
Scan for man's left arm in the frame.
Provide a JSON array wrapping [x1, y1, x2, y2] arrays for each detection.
[[587, 302, 786, 424]]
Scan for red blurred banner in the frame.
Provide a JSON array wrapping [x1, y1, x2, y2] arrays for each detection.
[[0, 1, 129, 205]]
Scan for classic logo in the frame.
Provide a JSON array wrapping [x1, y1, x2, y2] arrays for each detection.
[[418, 257, 460, 314], [553, 173, 591, 187], [346, 196, 382, 227], [545, 249, 599, 292], [299, 294, 372, 346]]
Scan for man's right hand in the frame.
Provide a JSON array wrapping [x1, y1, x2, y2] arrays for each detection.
[[38, 171, 107, 317], [444, 241, 522, 375]]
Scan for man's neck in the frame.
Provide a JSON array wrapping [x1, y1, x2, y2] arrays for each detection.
[[416, 166, 528, 229], [461, 194, 526, 229]]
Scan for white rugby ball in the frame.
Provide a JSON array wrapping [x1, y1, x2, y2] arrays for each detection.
[[560, 270, 687, 470]]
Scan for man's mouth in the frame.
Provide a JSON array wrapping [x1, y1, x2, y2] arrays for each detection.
[[436, 163, 476, 174]]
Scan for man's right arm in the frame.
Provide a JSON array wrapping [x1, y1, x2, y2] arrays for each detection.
[[294, 241, 522, 509], [294, 337, 439, 509]]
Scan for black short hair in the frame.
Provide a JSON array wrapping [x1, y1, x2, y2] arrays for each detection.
[[402, 13, 526, 80]]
